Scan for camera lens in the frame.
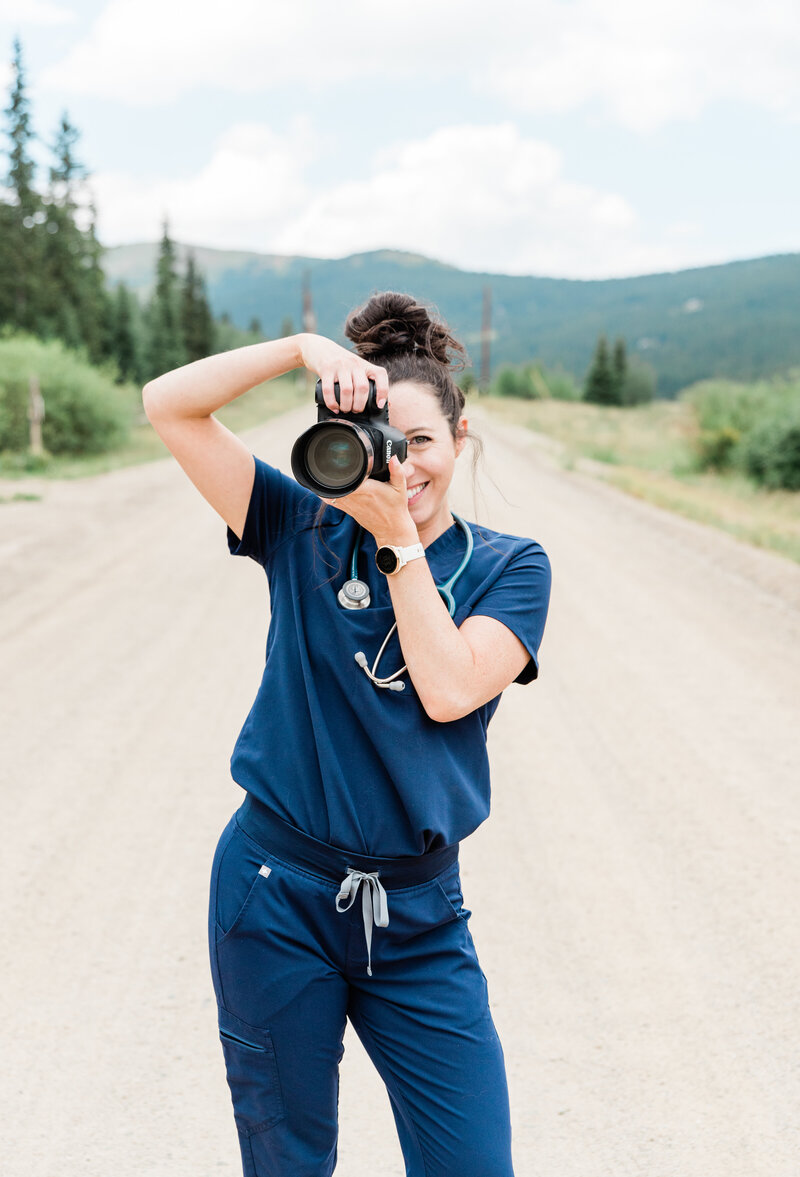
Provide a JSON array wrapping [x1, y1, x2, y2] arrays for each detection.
[[303, 424, 368, 491]]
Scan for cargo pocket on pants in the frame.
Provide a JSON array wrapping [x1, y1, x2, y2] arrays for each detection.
[[434, 859, 473, 923], [218, 1006, 286, 1138]]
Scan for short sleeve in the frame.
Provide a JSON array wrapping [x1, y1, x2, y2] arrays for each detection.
[[226, 455, 322, 566], [467, 542, 552, 684]]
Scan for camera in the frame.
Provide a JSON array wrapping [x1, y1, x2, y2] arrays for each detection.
[[290, 378, 408, 498]]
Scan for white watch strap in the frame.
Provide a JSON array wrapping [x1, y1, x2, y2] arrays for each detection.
[[397, 542, 425, 567]]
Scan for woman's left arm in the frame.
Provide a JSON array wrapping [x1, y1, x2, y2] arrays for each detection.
[[324, 456, 532, 723], [384, 557, 531, 722]]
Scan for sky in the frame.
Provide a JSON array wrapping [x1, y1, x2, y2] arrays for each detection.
[[1, 0, 798, 280]]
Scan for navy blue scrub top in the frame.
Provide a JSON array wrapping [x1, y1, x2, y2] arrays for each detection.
[[226, 456, 552, 858]]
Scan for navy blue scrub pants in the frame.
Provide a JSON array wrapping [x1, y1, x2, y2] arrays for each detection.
[[208, 793, 515, 1177]]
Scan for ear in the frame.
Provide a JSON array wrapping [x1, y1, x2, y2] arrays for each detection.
[[455, 415, 469, 458]]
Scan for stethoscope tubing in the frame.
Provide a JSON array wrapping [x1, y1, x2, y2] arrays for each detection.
[[347, 514, 474, 690]]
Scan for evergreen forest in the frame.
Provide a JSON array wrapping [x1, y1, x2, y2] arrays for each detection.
[[0, 38, 257, 391]]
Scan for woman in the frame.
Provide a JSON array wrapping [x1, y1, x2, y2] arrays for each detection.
[[142, 291, 551, 1177]]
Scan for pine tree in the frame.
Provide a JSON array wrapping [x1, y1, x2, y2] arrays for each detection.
[[611, 337, 627, 404], [1, 38, 46, 332], [146, 220, 185, 379], [181, 251, 215, 363], [0, 199, 16, 324], [584, 334, 615, 404], [110, 282, 141, 384], [39, 115, 114, 364], [5, 40, 35, 200], [48, 111, 85, 202], [81, 199, 114, 364], [40, 112, 88, 349]]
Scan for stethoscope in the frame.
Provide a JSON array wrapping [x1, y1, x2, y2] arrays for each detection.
[[338, 513, 474, 692]]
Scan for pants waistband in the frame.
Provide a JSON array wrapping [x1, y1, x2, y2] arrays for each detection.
[[236, 793, 459, 890]]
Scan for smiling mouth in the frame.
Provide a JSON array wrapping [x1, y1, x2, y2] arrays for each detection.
[[407, 482, 429, 502]]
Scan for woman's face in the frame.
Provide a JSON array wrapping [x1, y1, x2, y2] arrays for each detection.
[[387, 381, 468, 538]]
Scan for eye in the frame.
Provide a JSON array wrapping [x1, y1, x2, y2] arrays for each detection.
[[410, 434, 432, 445]]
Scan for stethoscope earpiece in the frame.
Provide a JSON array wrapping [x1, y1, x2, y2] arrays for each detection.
[[355, 651, 405, 690], [344, 514, 474, 693]]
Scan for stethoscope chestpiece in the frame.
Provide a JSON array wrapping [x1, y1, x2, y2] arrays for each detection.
[[338, 579, 371, 609]]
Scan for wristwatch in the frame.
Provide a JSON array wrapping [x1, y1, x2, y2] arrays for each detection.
[[375, 541, 425, 576]]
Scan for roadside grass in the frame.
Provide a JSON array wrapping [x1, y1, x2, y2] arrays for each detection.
[[481, 394, 800, 564], [0, 375, 307, 481], [4, 378, 799, 565]]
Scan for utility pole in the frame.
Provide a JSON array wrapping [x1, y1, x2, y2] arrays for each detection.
[[480, 285, 492, 390], [302, 269, 317, 392], [28, 374, 45, 455]]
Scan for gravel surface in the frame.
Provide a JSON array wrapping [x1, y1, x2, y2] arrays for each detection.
[[1, 404, 798, 1177]]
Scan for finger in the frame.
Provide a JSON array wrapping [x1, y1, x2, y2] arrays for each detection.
[[335, 374, 355, 414], [400, 454, 416, 489], [320, 371, 339, 413], [352, 370, 372, 413], [389, 453, 409, 489], [368, 366, 389, 408]]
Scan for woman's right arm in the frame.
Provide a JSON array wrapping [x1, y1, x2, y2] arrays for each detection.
[[141, 334, 387, 541]]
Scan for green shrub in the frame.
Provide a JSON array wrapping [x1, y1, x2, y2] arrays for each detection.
[[0, 333, 137, 455], [696, 425, 742, 471], [680, 374, 800, 479], [543, 365, 581, 401], [743, 405, 800, 490], [0, 450, 54, 474], [494, 365, 537, 399], [492, 361, 578, 401], [681, 376, 791, 435]]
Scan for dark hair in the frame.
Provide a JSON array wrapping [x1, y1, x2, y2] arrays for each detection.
[[311, 291, 487, 578], [345, 291, 472, 443]]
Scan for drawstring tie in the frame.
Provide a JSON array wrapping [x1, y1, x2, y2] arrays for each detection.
[[335, 867, 389, 976]]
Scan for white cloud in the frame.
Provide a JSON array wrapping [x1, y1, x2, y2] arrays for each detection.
[[91, 120, 313, 248], [93, 120, 697, 278], [40, 0, 453, 105], [666, 221, 702, 240], [483, 0, 800, 131], [275, 124, 645, 276], [0, 1, 76, 25], [40, 0, 800, 128]]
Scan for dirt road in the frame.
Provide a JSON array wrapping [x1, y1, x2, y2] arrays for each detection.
[[1, 404, 798, 1176]]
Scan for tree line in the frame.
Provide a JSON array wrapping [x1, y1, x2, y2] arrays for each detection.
[[0, 38, 252, 389], [487, 334, 656, 405]]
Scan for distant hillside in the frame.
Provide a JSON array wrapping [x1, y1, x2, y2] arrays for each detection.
[[103, 244, 800, 397]]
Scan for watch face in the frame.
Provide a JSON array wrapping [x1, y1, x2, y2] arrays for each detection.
[[375, 546, 399, 575]]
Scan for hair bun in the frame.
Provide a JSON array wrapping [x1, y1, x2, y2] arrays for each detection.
[[345, 291, 466, 369]]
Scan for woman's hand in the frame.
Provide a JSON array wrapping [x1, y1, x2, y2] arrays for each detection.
[[298, 334, 389, 413], [321, 455, 419, 547], [299, 335, 414, 542]]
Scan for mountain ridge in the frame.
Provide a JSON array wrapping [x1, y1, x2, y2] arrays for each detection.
[[103, 243, 800, 396]]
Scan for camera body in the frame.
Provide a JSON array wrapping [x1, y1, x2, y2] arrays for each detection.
[[290, 378, 408, 498]]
